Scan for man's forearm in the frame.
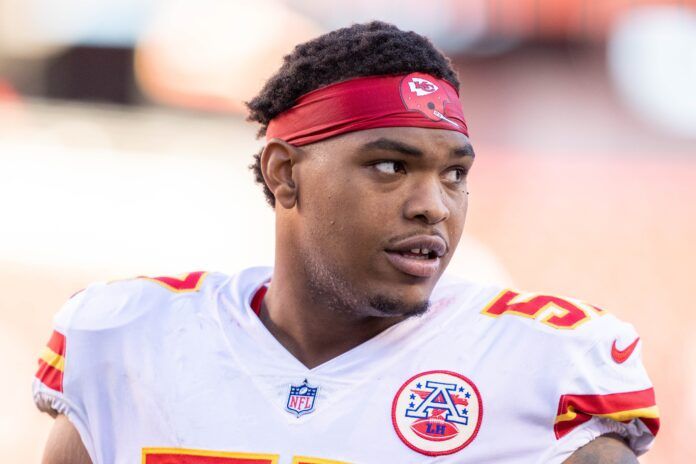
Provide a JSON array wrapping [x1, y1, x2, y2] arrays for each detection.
[[564, 434, 638, 464]]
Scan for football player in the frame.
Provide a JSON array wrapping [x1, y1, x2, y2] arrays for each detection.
[[36, 22, 657, 463]]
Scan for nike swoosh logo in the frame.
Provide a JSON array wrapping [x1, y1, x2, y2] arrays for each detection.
[[611, 337, 640, 364]]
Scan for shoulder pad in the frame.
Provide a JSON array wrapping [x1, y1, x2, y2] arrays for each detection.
[[55, 271, 222, 331], [480, 288, 609, 333]]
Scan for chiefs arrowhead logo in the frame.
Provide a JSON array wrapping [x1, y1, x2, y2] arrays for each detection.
[[611, 337, 640, 364], [408, 77, 438, 96]]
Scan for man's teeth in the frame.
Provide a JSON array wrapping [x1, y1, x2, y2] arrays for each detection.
[[408, 248, 432, 256]]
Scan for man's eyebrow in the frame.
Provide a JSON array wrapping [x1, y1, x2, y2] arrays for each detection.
[[362, 137, 475, 158], [362, 138, 423, 156], [453, 144, 475, 158]]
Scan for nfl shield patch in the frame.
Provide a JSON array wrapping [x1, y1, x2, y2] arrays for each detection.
[[286, 379, 318, 417]]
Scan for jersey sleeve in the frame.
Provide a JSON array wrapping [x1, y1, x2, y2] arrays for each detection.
[[34, 286, 83, 415], [548, 316, 659, 461], [32, 276, 152, 410], [33, 327, 68, 415], [32, 287, 98, 461], [32, 271, 214, 463]]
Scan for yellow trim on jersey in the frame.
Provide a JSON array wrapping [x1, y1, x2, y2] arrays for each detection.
[[480, 289, 512, 317], [39, 346, 65, 372], [554, 405, 660, 424], [539, 303, 586, 330], [142, 447, 279, 463], [292, 457, 351, 464], [555, 405, 575, 423], [595, 406, 660, 422], [141, 272, 209, 293]]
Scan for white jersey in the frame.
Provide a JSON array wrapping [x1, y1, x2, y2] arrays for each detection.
[[33, 267, 659, 464]]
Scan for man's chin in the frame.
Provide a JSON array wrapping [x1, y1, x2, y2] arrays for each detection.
[[367, 295, 431, 318]]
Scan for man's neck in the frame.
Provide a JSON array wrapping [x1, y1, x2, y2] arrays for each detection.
[[259, 265, 404, 369]]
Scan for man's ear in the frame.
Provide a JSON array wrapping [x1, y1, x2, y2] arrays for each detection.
[[260, 138, 301, 209]]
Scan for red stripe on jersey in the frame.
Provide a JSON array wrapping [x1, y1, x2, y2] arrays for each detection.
[[639, 417, 660, 437], [554, 388, 659, 439], [250, 285, 268, 317], [46, 330, 66, 356], [36, 359, 64, 392], [144, 452, 275, 463], [36, 330, 66, 392], [145, 271, 207, 293]]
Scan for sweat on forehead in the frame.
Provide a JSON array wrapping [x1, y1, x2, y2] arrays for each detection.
[[266, 73, 469, 147]]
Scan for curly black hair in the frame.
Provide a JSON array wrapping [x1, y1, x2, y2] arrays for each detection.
[[246, 21, 460, 207]]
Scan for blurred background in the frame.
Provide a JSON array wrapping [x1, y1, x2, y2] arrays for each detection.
[[1, 0, 694, 461]]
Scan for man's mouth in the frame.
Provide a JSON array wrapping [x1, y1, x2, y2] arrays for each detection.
[[384, 235, 447, 278]]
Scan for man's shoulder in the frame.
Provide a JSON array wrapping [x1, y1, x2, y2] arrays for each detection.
[[53, 270, 234, 332], [434, 274, 635, 347]]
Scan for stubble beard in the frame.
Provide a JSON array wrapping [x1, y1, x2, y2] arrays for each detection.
[[301, 250, 431, 319]]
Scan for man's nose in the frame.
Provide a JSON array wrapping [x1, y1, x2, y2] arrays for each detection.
[[403, 177, 450, 225]]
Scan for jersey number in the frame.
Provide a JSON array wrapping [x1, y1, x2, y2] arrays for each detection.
[[481, 289, 603, 329], [139, 271, 208, 293], [142, 448, 347, 464]]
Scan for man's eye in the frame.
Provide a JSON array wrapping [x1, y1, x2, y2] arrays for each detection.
[[443, 168, 467, 183], [373, 161, 406, 174]]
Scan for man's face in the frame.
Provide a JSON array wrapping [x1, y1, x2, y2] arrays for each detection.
[[288, 126, 474, 318]]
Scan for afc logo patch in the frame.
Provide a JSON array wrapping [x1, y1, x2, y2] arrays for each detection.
[[392, 370, 483, 456]]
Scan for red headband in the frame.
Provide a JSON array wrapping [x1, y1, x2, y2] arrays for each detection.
[[265, 73, 468, 146]]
